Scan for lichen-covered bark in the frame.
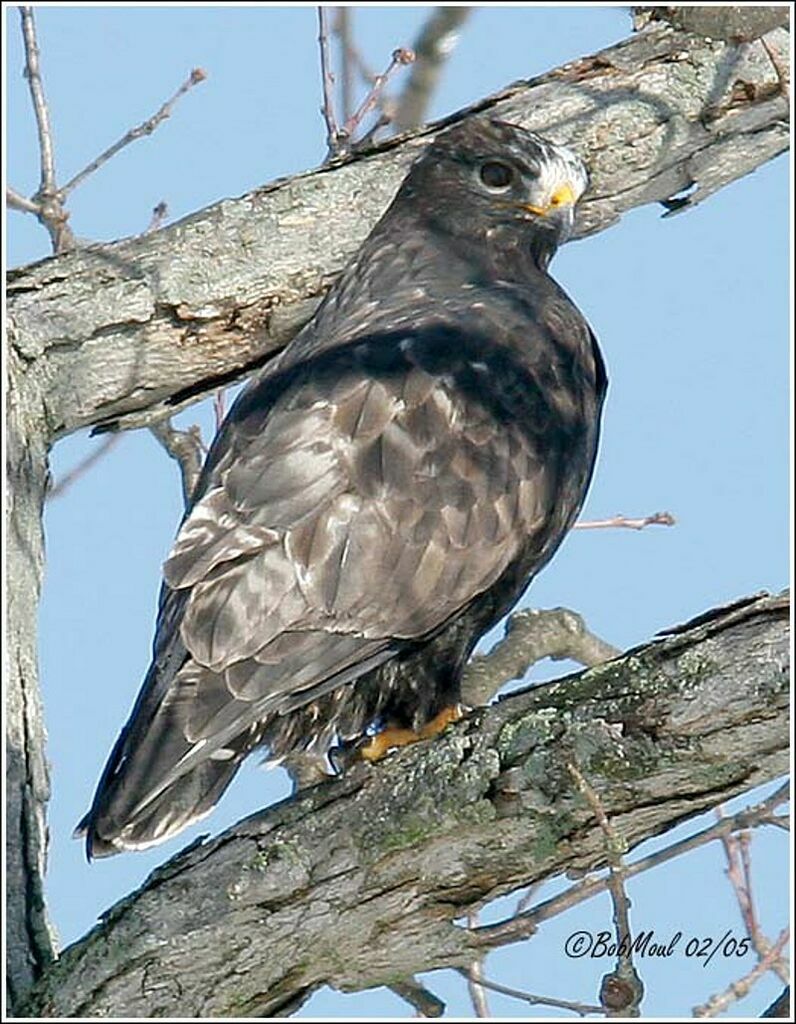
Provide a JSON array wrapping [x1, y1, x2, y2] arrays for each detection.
[[19, 593, 788, 1018]]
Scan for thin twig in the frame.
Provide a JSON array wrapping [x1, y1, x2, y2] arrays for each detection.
[[7, 186, 41, 214], [718, 811, 790, 983], [393, 7, 471, 131], [317, 6, 341, 159], [568, 763, 644, 1016], [457, 969, 606, 1017], [47, 435, 121, 501], [466, 911, 491, 1017], [332, 7, 355, 123], [693, 928, 790, 1018], [341, 47, 415, 148], [513, 880, 544, 917], [19, 5, 74, 252], [149, 420, 205, 507], [470, 782, 789, 950], [59, 68, 206, 198], [388, 979, 445, 1017], [19, 6, 56, 196], [144, 201, 169, 234], [574, 511, 676, 531]]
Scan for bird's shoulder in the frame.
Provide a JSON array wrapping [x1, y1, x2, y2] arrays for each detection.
[[163, 325, 552, 675]]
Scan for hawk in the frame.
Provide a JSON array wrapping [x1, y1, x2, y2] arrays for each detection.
[[79, 117, 606, 857]]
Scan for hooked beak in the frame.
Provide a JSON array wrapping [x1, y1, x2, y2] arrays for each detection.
[[519, 182, 577, 217]]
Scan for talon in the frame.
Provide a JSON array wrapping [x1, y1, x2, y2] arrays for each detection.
[[359, 705, 463, 762], [419, 704, 463, 739]]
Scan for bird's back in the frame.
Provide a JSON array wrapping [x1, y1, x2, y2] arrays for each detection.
[[79, 117, 606, 857]]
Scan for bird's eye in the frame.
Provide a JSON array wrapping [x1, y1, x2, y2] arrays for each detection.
[[479, 161, 514, 191]]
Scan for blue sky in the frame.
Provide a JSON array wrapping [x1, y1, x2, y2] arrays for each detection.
[[6, 5, 789, 1018]]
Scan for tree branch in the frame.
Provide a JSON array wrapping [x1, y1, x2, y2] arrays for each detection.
[[393, 7, 471, 132], [58, 69, 206, 199], [18, 6, 75, 252], [19, 592, 788, 1017], [694, 928, 790, 1018], [6, 17, 789, 1014], [148, 419, 205, 506], [46, 434, 121, 501], [470, 781, 789, 952], [7, 186, 42, 215], [462, 607, 621, 707], [7, 21, 789, 441], [6, 355, 57, 1007], [573, 511, 675, 531], [19, 6, 57, 198]]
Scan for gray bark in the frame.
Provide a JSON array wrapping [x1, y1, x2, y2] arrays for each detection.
[[6, 355, 57, 1008], [635, 7, 790, 42], [18, 593, 789, 1017], [7, 21, 788, 439], [5, 11, 790, 1016]]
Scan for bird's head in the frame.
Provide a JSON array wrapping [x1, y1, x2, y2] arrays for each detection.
[[401, 117, 589, 269]]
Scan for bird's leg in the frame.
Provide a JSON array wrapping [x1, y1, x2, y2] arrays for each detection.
[[359, 704, 463, 762]]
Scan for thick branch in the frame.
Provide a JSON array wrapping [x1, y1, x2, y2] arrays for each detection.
[[393, 7, 471, 131], [6, 355, 57, 1008], [6, 20, 789, 1014], [7, 22, 788, 442], [20, 592, 788, 1018]]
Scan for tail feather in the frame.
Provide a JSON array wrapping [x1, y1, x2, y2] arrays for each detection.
[[77, 752, 244, 858]]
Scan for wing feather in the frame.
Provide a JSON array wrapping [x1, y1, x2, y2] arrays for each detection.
[[85, 330, 560, 852]]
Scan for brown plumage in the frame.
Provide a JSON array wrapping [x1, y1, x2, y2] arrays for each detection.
[[79, 117, 606, 857]]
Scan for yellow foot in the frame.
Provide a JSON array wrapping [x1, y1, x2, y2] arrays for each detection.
[[360, 705, 463, 762], [420, 704, 463, 739]]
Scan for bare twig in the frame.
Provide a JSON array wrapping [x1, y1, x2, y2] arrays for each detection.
[[18, 6, 74, 252], [144, 200, 169, 234], [574, 511, 676, 531], [466, 911, 491, 1017], [388, 979, 445, 1018], [7, 187, 41, 214], [19, 6, 56, 196], [60, 69, 206, 198], [470, 783, 789, 950], [694, 928, 790, 1018], [341, 47, 415, 149], [457, 969, 606, 1017], [149, 420, 205, 506], [332, 7, 355, 123], [317, 7, 341, 159], [47, 435, 122, 501], [319, 5, 415, 160], [462, 607, 620, 707], [719, 812, 790, 983], [394, 7, 471, 131], [568, 763, 644, 1016], [513, 881, 544, 917]]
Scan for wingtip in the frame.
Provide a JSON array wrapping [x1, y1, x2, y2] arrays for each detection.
[[74, 812, 120, 861]]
